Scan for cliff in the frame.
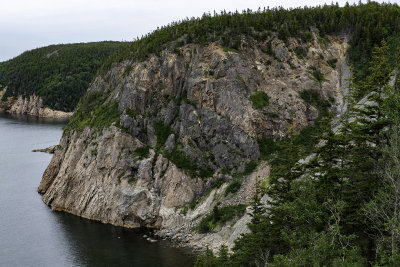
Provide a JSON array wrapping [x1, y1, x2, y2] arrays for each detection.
[[0, 91, 73, 118], [38, 32, 350, 250]]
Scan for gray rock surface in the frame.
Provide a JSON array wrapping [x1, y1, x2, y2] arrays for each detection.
[[39, 33, 350, 251], [0, 93, 73, 118]]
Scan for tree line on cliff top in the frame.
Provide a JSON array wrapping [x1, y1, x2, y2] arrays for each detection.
[[1, 2, 399, 113]]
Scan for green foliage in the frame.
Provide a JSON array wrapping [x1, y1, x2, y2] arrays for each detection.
[[199, 167, 215, 178], [153, 120, 173, 150], [91, 149, 98, 156], [318, 37, 330, 46], [236, 75, 245, 84], [327, 58, 338, 69], [167, 148, 195, 171], [294, 46, 308, 59], [225, 180, 242, 196], [166, 148, 214, 179], [352, 39, 392, 100], [123, 64, 133, 77], [203, 40, 399, 267], [249, 91, 269, 109], [134, 146, 150, 158], [197, 204, 247, 233], [223, 162, 257, 197], [258, 137, 279, 160], [0, 42, 127, 111], [126, 108, 139, 118], [97, 2, 400, 89], [300, 89, 331, 117], [195, 246, 231, 267], [65, 92, 121, 132], [212, 178, 225, 189], [90, 101, 121, 129], [300, 31, 313, 43], [244, 161, 257, 175], [309, 66, 325, 83], [223, 47, 241, 53]]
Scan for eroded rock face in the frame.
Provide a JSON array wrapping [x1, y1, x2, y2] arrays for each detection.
[[39, 33, 350, 249], [0, 94, 73, 118], [40, 126, 204, 229], [97, 35, 347, 171]]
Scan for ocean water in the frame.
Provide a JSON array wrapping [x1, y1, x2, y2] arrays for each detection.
[[0, 113, 193, 267]]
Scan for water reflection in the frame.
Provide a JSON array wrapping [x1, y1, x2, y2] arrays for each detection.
[[0, 113, 194, 267], [54, 213, 194, 267], [0, 111, 70, 125]]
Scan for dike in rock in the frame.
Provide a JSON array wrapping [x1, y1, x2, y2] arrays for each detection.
[[38, 33, 350, 250]]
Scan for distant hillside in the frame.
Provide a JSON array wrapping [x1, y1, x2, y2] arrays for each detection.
[[0, 42, 129, 112]]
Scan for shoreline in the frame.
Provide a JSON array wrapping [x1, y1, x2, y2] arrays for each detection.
[[0, 94, 73, 120]]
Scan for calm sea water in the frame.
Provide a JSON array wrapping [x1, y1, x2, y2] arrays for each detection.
[[0, 113, 194, 267]]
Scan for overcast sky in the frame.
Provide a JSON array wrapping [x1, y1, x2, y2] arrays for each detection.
[[0, 0, 393, 61]]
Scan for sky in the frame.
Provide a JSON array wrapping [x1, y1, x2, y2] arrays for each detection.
[[0, 0, 394, 61]]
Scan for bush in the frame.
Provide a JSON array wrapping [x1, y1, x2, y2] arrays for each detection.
[[250, 91, 270, 109], [327, 58, 338, 69], [225, 180, 242, 196], [244, 161, 258, 175], [197, 204, 247, 233], [258, 137, 279, 160], [134, 146, 150, 158], [300, 89, 331, 118], [311, 67, 325, 83], [295, 46, 308, 59], [126, 108, 139, 118], [166, 148, 214, 179], [212, 178, 225, 189], [300, 31, 313, 42], [153, 120, 172, 150], [168, 148, 195, 170]]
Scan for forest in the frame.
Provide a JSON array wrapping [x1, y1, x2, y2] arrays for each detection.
[[193, 41, 400, 267], [0, 42, 127, 111], [190, 6, 400, 267], [2, 1, 400, 265], [102, 2, 399, 83], [61, 4, 400, 265]]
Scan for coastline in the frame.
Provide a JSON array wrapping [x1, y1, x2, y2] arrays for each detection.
[[0, 93, 73, 119]]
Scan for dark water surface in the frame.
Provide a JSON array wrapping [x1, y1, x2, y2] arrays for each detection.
[[0, 113, 194, 267]]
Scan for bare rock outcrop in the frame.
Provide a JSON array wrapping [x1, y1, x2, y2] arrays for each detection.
[[40, 126, 204, 229], [0, 93, 73, 118], [8, 95, 73, 118], [39, 33, 351, 250]]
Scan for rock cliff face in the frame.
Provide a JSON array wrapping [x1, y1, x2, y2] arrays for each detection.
[[39, 33, 350, 250], [0, 92, 73, 118]]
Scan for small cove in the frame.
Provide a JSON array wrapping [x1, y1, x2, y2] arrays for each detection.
[[0, 113, 194, 267]]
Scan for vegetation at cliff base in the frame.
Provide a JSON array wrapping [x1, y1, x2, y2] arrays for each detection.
[[198, 204, 247, 233], [195, 39, 400, 267], [0, 42, 128, 112]]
